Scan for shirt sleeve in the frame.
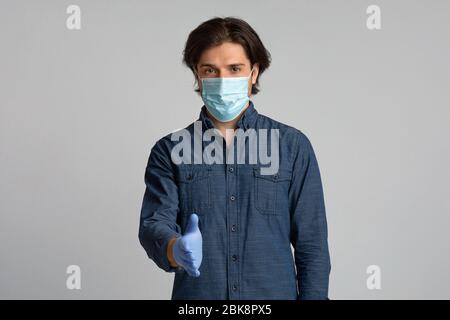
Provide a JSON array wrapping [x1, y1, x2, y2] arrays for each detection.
[[138, 138, 182, 272], [289, 131, 331, 300]]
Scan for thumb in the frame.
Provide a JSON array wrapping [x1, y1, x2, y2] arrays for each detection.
[[185, 213, 200, 234]]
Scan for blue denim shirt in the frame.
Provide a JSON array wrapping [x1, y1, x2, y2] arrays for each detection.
[[139, 100, 331, 300]]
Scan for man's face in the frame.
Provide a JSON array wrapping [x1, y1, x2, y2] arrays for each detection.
[[195, 42, 259, 96]]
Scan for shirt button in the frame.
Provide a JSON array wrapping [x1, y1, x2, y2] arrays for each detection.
[[232, 284, 238, 291], [231, 225, 237, 232], [232, 255, 238, 261], [230, 195, 236, 201], [229, 167, 234, 173]]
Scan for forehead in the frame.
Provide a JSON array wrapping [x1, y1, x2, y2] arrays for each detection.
[[197, 42, 250, 66]]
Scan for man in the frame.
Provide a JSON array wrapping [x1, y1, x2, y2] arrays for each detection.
[[139, 17, 331, 300]]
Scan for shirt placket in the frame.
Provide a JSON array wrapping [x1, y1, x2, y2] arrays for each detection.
[[226, 130, 240, 299]]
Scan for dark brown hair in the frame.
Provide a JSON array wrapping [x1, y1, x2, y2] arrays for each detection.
[[182, 17, 271, 95]]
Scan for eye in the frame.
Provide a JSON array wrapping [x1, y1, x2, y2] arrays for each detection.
[[231, 66, 241, 72], [205, 68, 216, 74]]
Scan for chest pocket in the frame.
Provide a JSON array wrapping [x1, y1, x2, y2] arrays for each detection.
[[254, 168, 292, 215], [177, 167, 211, 215]]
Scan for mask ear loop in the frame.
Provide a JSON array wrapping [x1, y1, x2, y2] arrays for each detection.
[[246, 67, 252, 80], [248, 67, 255, 95]]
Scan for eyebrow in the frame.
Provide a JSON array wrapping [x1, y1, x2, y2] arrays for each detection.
[[198, 63, 246, 68]]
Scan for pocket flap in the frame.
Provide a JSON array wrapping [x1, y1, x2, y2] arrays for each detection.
[[253, 168, 292, 182], [177, 167, 211, 183]]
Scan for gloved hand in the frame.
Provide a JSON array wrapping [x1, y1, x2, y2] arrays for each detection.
[[172, 213, 203, 277]]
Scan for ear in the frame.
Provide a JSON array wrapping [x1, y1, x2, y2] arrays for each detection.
[[251, 63, 260, 85], [194, 68, 202, 93]]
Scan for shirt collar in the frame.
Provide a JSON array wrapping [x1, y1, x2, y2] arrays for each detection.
[[197, 100, 258, 131]]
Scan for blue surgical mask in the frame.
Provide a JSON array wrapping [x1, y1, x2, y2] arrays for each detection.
[[200, 69, 253, 122]]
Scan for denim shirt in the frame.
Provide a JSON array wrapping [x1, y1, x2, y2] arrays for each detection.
[[138, 100, 331, 300]]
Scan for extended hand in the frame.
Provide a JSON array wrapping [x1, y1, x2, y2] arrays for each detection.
[[172, 213, 203, 277]]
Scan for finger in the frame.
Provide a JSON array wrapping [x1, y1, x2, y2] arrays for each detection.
[[180, 239, 195, 255], [179, 238, 190, 252], [185, 266, 200, 278], [185, 214, 199, 234], [181, 245, 192, 254], [184, 265, 196, 277], [186, 250, 196, 262], [179, 255, 196, 268]]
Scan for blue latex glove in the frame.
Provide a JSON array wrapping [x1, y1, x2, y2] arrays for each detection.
[[172, 213, 203, 277]]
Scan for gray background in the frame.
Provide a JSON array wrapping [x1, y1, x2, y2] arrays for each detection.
[[1, 0, 449, 299]]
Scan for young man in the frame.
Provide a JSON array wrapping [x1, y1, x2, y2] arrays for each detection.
[[139, 17, 331, 300]]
